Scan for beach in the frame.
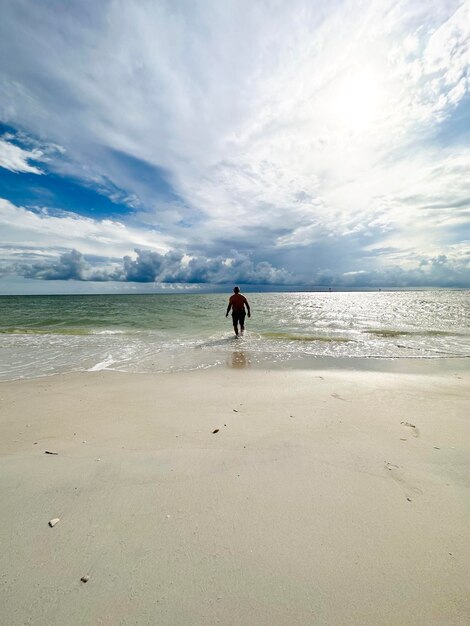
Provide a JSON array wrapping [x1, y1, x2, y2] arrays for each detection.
[[1, 364, 470, 625]]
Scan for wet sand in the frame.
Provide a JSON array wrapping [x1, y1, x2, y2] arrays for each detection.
[[1, 366, 469, 625]]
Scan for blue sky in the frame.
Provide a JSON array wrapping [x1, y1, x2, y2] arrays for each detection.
[[0, 0, 469, 293]]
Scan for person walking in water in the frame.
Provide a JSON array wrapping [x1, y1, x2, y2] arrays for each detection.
[[226, 286, 251, 337]]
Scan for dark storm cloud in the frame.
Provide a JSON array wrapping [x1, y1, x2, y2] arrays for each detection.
[[13, 247, 470, 289], [15, 248, 297, 285], [20, 249, 116, 282]]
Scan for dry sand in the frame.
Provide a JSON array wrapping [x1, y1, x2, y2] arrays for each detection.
[[1, 365, 469, 625]]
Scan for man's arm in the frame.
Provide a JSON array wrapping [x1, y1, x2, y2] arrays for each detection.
[[226, 299, 232, 317], [245, 298, 251, 317]]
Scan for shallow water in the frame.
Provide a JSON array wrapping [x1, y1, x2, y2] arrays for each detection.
[[0, 290, 469, 380]]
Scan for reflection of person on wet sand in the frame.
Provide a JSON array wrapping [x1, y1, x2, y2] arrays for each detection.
[[229, 350, 249, 369], [226, 286, 251, 337]]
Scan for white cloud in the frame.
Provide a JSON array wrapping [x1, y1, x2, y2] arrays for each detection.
[[0, 138, 43, 174], [0, 0, 469, 288], [0, 199, 297, 285], [0, 198, 171, 259]]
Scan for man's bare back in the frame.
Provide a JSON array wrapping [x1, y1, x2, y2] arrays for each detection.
[[226, 286, 251, 336], [229, 293, 248, 311]]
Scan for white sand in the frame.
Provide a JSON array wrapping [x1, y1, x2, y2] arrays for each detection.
[[1, 366, 470, 625]]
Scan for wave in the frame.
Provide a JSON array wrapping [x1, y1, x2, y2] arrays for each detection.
[[367, 329, 411, 338], [419, 330, 468, 337], [367, 329, 466, 338], [0, 327, 93, 336], [88, 354, 117, 371], [0, 327, 131, 336], [261, 332, 351, 343]]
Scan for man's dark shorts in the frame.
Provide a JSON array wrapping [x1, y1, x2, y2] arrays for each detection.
[[232, 311, 246, 327]]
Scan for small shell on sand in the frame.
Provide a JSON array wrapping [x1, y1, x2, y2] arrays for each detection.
[[80, 575, 90, 583], [48, 518, 60, 527]]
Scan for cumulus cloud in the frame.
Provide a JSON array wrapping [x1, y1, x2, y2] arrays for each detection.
[[0, 198, 297, 284], [11, 245, 470, 288], [123, 249, 295, 284], [20, 249, 113, 281], [14, 247, 296, 285], [328, 253, 470, 288]]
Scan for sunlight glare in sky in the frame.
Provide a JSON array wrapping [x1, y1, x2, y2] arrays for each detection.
[[334, 70, 383, 132]]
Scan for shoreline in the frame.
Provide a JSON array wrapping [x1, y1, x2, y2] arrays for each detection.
[[1, 366, 470, 624], [2, 353, 470, 384]]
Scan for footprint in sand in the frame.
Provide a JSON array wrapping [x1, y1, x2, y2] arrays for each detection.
[[331, 393, 351, 402], [384, 461, 423, 499], [401, 421, 420, 437]]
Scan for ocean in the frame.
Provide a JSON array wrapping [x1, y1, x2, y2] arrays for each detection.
[[0, 290, 469, 380]]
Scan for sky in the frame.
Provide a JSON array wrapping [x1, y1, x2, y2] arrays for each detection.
[[0, 0, 469, 294]]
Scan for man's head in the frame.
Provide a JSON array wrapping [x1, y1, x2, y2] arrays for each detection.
[[233, 286, 240, 293]]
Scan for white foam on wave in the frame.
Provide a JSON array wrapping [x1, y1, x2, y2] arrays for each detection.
[[88, 354, 116, 371]]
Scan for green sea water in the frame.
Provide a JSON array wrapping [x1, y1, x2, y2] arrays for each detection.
[[0, 291, 469, 379]]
